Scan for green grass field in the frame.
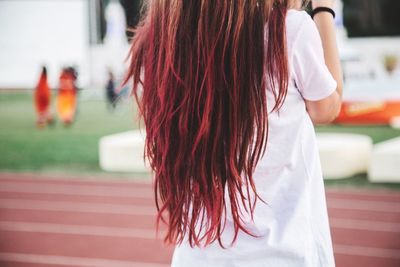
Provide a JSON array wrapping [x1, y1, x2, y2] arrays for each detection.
[[0, 91, 137, 175], [0, 91, 399, 188]]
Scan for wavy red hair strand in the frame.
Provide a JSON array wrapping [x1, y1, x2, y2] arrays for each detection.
[[125, 0, 289, 247]]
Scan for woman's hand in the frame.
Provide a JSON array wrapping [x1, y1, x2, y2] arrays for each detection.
[[311, 0, 335, 9]]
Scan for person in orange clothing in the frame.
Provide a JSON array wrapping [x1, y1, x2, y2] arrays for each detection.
[[34, 66, 53, 128], [57, 67, 78, 126]]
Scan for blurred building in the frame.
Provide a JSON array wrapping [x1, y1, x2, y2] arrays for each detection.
[[332, 0, 400, 104], [0, 0, 398, 90], [343, 0, 400, 37], [0, 0, 141, 90], [0, 0, 94, 89], [339, 0, 400, 80]]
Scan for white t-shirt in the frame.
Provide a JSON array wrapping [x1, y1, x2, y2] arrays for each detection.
[[171, 10, 337, 267]]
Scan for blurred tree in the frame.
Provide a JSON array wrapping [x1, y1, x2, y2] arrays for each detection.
[[343, 0, 400, 37], [119, 0, 143, 40]]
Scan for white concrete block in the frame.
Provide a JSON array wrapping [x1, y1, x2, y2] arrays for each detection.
[[317, 133, 373, 179], [390, 116, 400, 129], [99, 130, 150, 172], [368, 137, 400, 183]]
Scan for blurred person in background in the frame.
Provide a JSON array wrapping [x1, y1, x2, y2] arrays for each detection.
[[34, 66, 53, 128], [57, 67, 78, 126], [105, 70, 118, 109], [125, 0, 342, 266]]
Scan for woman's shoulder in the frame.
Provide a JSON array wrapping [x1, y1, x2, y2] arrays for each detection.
[[286, 9, 319, 49], [286, 9, 310, 25]]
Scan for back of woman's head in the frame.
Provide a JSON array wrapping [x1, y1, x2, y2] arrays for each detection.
[[126, 0, 289, 247]]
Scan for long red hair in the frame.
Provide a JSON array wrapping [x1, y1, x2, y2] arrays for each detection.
[[125, 0, 289, 247]]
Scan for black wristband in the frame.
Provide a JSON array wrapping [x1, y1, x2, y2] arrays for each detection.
[[311, 7, 336, 19]]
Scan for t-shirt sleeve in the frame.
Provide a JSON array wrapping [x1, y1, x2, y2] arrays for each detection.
[[292, 14, 337, 101]]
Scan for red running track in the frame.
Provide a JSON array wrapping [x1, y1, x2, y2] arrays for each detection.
[[0, 173, 399, 267]]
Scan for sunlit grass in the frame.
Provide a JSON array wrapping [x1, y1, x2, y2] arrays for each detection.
[[0, 91, 137, 174]]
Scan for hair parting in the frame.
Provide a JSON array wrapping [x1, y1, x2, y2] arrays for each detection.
[[125, 0, 289, 247]]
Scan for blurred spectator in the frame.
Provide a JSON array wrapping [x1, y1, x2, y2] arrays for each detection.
[[34, 66, 53, 128], [57, 67, 78, 126], [105, 70, 117, 109]]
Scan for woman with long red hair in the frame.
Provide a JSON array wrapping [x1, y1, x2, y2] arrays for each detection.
[[126, 0, 342, 265]]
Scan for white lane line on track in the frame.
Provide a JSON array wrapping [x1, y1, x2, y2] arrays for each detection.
[[0, 182, 153, 198], [327, 189, 400, 197], [1, 215, 399, 238], [334, 244, 400, 259], [327, 198, 400, 213], [1, 181, 399, 211], [0, 224, 399, 262], [2, 196, 399, 217], [0, 221, 163, 239], [0, 245, 398, 265], [0, 252, 169, 267], [0, 174, 153, 185], [0, 199, 156, 216], [330, 218, 400, 233]]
